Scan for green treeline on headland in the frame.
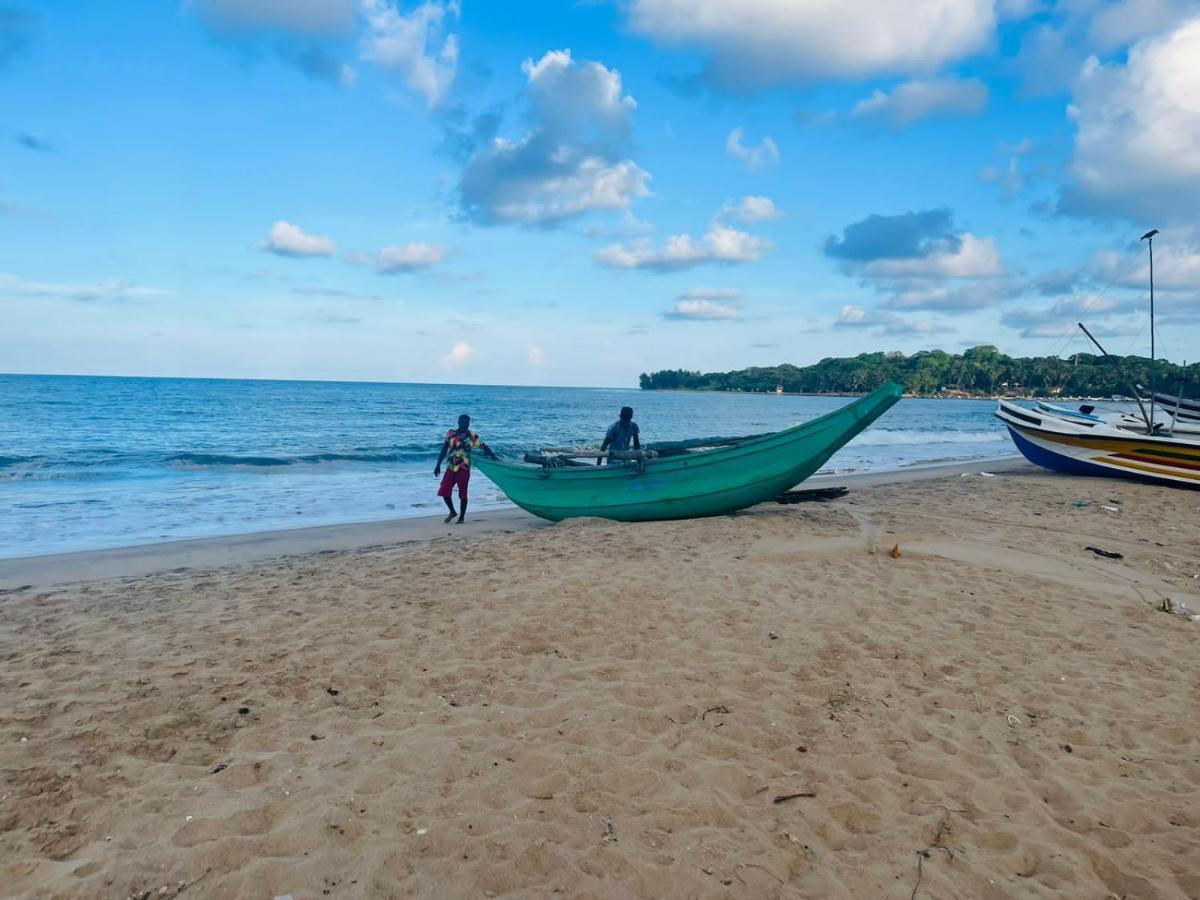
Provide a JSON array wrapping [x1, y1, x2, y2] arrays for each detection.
[[638, 346, 1200, 399]]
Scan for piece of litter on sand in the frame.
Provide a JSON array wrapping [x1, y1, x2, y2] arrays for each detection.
[[416, 828, 428, 835], [1085, 546, 1124, 560], [1102, 505, 1120, 512], [1073, 500, 1089, 508], [701, 705, 731, 720], [979, 471, 996, 477], [890, 543, 902, 559], [773, 792, 817, 803], [1159, 597, 1200, 621]]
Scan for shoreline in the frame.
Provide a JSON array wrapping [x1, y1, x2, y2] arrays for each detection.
[[0, 456, 1027, 590]]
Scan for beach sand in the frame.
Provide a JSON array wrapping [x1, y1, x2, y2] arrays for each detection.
[[1, 464, 1198, 898]]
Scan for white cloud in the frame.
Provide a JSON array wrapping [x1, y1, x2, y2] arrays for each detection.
[[835, 304, 951, 335], [1059, 15, 1200, 223], [862, 233, 1004, 279], [350, 242, 446, 273], [721, 195, 781, 224], [626, 0, 995, 89], [190, 0, 358, 34], [459, 49, 650, 226], [260, 221, 337, 258], [664, 298, 740, 320], [725, 128, 779, 170], [1086, 0, 1195, 53], [880, 280, 1024, 313], [443, 340, 474, 367], [0, 273, 170, 302], [850, 77, 988, 129], [1089, 234, 1200, 290], [528, 344, 545, 366], [1001, 296, 1143, 338], [664, 287, 743, 320], [360, 0, 459, 107], [595, 224, 771, 272]]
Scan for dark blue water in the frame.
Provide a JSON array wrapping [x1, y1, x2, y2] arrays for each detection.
[[0, 374, 1010, 557]]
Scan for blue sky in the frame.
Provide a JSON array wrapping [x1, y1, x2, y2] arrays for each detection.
[[2, 0, 1199, 386]]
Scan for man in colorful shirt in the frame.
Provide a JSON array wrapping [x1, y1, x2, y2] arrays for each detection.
[[434, 414, 497, 524]]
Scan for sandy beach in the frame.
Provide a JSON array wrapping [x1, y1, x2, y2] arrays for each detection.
[[2, 463, 1198, 899]]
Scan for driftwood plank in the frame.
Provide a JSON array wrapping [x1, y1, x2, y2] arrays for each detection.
[[775, 486, 848, 504]]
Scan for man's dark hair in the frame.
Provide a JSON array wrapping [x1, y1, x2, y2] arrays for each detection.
[[619, 406, 633, 421], [458, 414, 471, 427]]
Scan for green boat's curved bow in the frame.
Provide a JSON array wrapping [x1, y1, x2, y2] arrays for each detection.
[[475, 382, 903, 522]]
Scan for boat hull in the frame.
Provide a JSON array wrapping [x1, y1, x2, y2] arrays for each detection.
[[476, 383, 903, 522], [997, 400, 1200, 488]]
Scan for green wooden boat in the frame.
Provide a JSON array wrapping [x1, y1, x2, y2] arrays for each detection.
[[474, 382, 903, 522]]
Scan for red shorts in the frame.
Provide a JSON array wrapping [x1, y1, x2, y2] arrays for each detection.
[[438, 466, 470, 499]]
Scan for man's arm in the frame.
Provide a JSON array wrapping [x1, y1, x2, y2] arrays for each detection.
[[632, 425, 641, 451], [434, 439, 449, 476], [596, 434, 611, 465], [478, 440, 498, 460]]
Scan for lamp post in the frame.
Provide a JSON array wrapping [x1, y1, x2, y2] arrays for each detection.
[[1141, 229, 1159, 431]]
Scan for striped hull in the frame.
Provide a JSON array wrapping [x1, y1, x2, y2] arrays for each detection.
[[997, 400, 1200, 488]]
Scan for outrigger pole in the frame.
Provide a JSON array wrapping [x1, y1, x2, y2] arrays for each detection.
[[1077, 322, 1153, 431]]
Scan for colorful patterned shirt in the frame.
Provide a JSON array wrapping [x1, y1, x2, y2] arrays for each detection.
[[445, 429, 481, 472]]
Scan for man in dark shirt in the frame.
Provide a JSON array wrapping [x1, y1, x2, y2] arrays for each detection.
[[598, 406, 640, 465]]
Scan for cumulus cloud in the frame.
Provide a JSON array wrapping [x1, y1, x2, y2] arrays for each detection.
[[595, 224, 770, 272], [1000, 295, 1142, 338], [1089, 235, 1200, 290], [824, 208, 958, 262], [458, 49, 650, 226], [720, 195, 781, 224], [0, 273, 170, 302], [824, 209, 1002, 280], [826, 208, 1013, 320], [360, 0, 459, 107], [861, 233, 1003, 280], [349, 242, 446, 273], [1086, 0, 1196, 53], [0, 5, 36, 69], [880, 280, 1023, 313], [725, 128, 779, 170], [443, 340, 474, 367], [625, 0, 995, 90], [260, 221, 337, 258], [835, 304, 951, 336], [663, 288, 742, 320], [1059, 16, 1200, 223], [850, 77, 988, 129], [1012, 1, 1198, 96]]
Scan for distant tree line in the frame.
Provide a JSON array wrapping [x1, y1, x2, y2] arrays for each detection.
[[638, 346, 1200, 399]]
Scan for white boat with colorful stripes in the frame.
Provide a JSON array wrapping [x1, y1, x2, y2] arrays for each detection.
[[996, 399, 1200, 487]]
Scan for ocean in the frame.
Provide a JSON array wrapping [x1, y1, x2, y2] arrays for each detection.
[[0, 374, 1012, 558]]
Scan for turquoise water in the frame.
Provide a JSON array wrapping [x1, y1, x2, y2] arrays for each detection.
[[0, 374, 1010, 557]]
